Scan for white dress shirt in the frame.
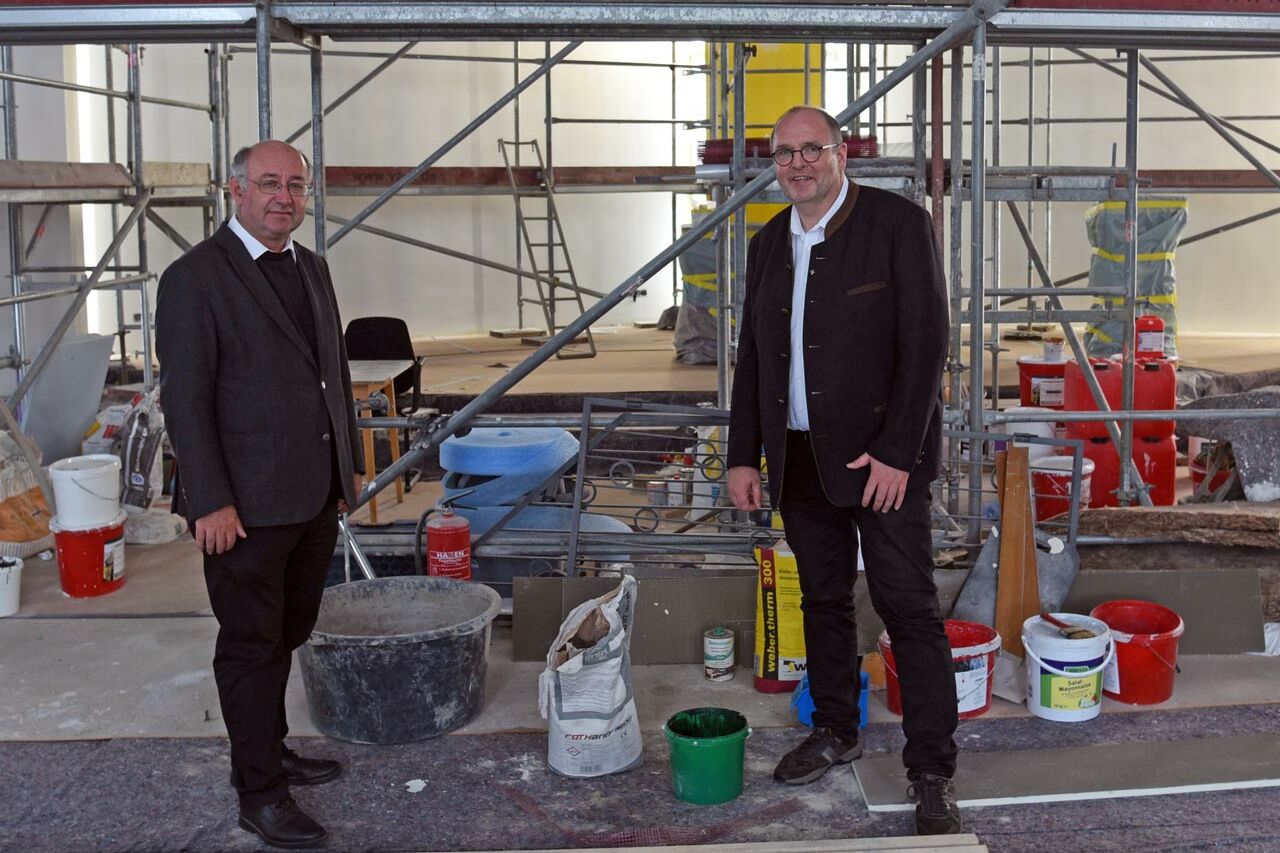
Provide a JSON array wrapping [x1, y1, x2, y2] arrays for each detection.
[[228, 214, 296, 261], [787, 178, 850, 431]]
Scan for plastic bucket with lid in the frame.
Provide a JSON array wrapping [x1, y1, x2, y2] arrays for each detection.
[[996, 406, 1058, 463], [1030, 456, 1095, 522], [48, 454, 121, 531], [50, 511, 127, 598], [1090, 599, 1184, 705], [0, 556, 21, 617], [1023, 613, 1113, 722], [879, 619, 1002, 719], [663, 707, 750, 805]]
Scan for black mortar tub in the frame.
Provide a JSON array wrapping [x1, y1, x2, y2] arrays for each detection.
[[298, 576, 501, 743]]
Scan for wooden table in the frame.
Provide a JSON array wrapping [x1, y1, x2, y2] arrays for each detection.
[[348, 359, 414, 524]]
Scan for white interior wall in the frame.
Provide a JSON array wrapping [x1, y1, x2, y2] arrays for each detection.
[[824, 45, 1280, 338], [121, 39, 706, 345], [0, 46, 83, 398], [45, 38, 1280, 369]]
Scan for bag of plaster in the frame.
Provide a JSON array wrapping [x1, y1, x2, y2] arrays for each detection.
[[119, 389, 165, 511], [0, 431, 53, 558], [538, 574, 642, 777]]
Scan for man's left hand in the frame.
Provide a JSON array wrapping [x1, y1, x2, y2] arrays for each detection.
[[846, 453, 908, 512], [338, 473, 364, 514]]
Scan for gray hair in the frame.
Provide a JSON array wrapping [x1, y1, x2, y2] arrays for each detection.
[[771, 106, 844, 147]]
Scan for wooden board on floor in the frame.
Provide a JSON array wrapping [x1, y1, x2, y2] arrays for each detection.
[[488, 328, 542, 339], [855, 733, 1280, 811], [465, 836, 988, 853]]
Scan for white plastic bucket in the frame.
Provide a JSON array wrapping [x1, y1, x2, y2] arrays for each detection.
[[49, 454, 121, 531], [997, 407, 1057, 461], [0, 556, 21, 617], [1022, 613, 1114, 723]]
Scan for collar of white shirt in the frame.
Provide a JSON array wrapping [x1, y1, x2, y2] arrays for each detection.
[[789, 178, 850, 241], [229, 214, 296, 261]]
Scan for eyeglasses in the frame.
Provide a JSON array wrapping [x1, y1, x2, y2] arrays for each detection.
[[243, 177, 313, 198], [771, 142, 840, 167]]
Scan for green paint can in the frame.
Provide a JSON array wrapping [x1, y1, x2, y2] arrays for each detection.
[[662, 707, 750, 805]]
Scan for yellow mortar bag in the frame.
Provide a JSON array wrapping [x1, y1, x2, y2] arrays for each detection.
[[753, 541, 807, 691]]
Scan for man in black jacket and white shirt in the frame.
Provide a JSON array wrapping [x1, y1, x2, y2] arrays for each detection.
[[157, 139, 364, 849], [727, 107, 959, 835]]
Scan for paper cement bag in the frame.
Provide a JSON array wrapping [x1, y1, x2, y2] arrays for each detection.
[[538, 574, 642, 777], [754, 541, 807, 689]]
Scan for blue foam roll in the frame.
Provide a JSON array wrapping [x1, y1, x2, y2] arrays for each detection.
[[439, 428, 579, 477]]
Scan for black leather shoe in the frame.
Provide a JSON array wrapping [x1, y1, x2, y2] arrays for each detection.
[[238, 797, 327, 849], [908, 773, 963, 835], [282, 749, 342, 786], [773, 726, 862, 785]]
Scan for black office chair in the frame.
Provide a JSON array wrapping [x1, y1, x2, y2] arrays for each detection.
[[344, 316, 427, 412], [344, 316, 431, 490]]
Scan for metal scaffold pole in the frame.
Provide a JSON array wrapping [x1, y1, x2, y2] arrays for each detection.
[[966, 21, 987, 545]]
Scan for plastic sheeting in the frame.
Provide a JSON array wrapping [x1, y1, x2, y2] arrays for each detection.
[[1083, 198, 1187, 359]]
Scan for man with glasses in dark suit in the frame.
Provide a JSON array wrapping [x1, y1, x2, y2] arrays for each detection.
[[157, 139, 363, 849], [727, 106, 959, 835]]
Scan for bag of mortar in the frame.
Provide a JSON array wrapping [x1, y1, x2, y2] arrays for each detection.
[[538, 574, 641, 777]]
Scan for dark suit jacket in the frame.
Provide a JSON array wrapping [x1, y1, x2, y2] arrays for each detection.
[[727, 182, 948, 507], [156, 222, 364, 527]]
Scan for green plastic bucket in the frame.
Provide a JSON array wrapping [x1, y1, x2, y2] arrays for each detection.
[[662, 707, 750, 805]]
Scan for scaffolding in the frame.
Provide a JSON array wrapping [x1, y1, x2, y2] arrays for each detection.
[[3, 1, 1280, 558]]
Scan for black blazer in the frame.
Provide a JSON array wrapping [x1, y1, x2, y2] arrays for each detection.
[[156, 223, 364, 527], [727, 182, 948, 507]]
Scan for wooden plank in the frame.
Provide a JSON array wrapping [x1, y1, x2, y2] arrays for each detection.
[[0, 158, 130, 189], [463, 836, 987, 853], [995, 447, 1035, 658], [488, 327, 543, 339], [324, 164, 692, 190], [141, 160, 210, 187]]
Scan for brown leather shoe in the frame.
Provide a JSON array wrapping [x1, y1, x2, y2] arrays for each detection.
[[281, 749, 342, 786], [238, 797, 327, 849]]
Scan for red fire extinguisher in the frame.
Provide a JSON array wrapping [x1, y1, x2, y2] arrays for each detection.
[[1135, 314, 1165, 360], [426, 507, 472, 581]]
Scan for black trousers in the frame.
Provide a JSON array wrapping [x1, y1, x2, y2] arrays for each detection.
[[203, 503, 339, 808], [779, 430, 957, 779]]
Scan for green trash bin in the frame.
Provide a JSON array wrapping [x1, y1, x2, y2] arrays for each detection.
[[662, 707, 750, 805]]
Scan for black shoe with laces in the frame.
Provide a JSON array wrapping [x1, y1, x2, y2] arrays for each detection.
[[238, 797, 327, 849], [772, 726, 862, 785], [907, 772, 962, 835]]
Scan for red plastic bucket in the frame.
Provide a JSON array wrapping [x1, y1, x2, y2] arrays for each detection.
[[50, 511, 127, 598], [1089, 599, 1184, 705], [879, 619, 1002, 719], [1017, 356, 1068, 409], [1030, 456, 1095, 522]]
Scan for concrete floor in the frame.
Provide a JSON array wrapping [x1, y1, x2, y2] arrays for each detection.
[[3, 327, 1280, 851]]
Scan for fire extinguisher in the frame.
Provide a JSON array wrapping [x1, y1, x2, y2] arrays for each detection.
[[424, 507, 472, 581], [1135, 314, 1165, 360]]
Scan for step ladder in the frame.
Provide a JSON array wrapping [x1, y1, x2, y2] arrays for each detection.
[[498, 138, 596, 359]]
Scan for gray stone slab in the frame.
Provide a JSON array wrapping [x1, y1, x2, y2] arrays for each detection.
[[1065, 568, 1264, 654], [855, 733, 1280, 811]]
